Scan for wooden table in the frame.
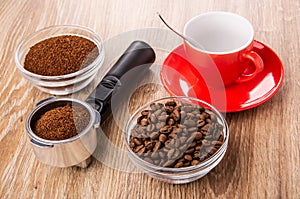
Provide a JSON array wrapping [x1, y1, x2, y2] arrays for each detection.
[[0, 0, 299, 198]]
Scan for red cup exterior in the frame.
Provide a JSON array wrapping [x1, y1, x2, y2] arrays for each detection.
[[183, 40, 264, 87]]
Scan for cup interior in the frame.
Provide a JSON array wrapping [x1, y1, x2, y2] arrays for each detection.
[[184, 12, 254, 54]]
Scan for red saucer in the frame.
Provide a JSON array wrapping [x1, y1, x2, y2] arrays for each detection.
[[160, 40, 284, 112]]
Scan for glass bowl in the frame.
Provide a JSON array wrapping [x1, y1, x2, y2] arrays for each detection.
[[15, 25, 104, 95], [124, 96, 229, 184]]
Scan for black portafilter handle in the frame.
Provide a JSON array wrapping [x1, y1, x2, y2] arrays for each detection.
[[85, 41, 156, 120]]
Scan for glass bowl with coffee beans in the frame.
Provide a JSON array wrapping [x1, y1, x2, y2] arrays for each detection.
[[124, 96, 229, 184], [15, 25, 104, 95]]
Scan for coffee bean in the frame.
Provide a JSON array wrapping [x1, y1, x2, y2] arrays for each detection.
[[165, 100, 177, 107], [173, 149, 181, 159], [178, 143, 186, 151], [193, 151, 200, 158], [169, 131, 177, 139], [159, 125, 169, 133], [202, 139, 211, 146], [179, 136, 187, 145], [155, 122, 165, 130], [129, 141, 135, 148], [159, 151, 166, 159], [186, 136, 194, 145], [167, 126, 173, 133], [193, 132, 202, 140], [149, 114, 157, 123], [133, 138, 142, 146], [165, 105, 174, 113], [199, 106, 205, 113], [150, 131, 159, 140], [154, 159, 160, 165], [173, 127, 182, 134], [180, 111, 187, 120], [183, 162, 191, 167], [208, 147, 218, 155], [197, 120, 205, 128], [177, 124, 185, 129], [164, 139, 171, 146], [144, 157, 153, 164], [199, 156, 206, 162], [163, 160, 175, 167], [184, 154, 193, 161], [184, 119, 196, 127], [145, 141, 154, 150], [188, 127, 198, 132], [150, 103, 157, 110], [212, 140, 223, 147], [151, 152, 159, 159], [159, 134, 167, 143], [175, 139, 181, 148], [135, 145, 145, 155], [141, 110, 150, 116], [210, 114, 217, 122], [146, 124, 155, 132], [201, 124, 210, 131], [153, 141, 162, 151], [182, 105, 194, 112], [186, 113, 195, 119], [190, 141, 197, 148], [167, 148, 175, 158], [171, 109, 181, 121], [144, 152, 151, 157], [158, 115, 168, 121], [218, 134, 224, 142], [167, 118, 175, 126], [201, 130, 209, 136], [195, 145, 201, 151], [205, 134, 213, 139], [191, 159, 200, 166], [153, 108, 162, 116], [168, 139, 176, 147], [185, 148, 195, 154], [174, 162, 183, 168]]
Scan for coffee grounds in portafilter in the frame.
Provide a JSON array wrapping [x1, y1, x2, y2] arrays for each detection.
[[24, 35, 99, 76], [129, 100, 224, 168], [34, 104, 90, 140]]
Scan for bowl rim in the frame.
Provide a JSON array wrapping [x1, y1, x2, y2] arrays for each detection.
[[14, 24, 104, 80], [124, 96, 229, 172]]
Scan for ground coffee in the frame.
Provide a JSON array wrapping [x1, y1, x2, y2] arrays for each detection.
[[129, 99, 224, 168], [24, 35, 99, 76], [34, 104, 90, 140]]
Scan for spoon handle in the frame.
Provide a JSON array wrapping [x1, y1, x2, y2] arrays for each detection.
[[157, 12, 187, 41], [157, 12, 201, 48]]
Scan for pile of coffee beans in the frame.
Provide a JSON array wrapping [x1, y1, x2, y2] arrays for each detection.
[[129, 99, 224, 168]]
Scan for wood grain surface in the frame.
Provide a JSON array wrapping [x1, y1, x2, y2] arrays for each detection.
[[0, 0, 299, 198]]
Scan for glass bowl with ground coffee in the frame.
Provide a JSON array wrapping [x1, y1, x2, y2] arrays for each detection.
[[124, 96, 229, 184], [15, 25, 104, 95]]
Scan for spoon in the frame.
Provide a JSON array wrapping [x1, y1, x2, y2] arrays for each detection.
[[157, 12, 201, 48]]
